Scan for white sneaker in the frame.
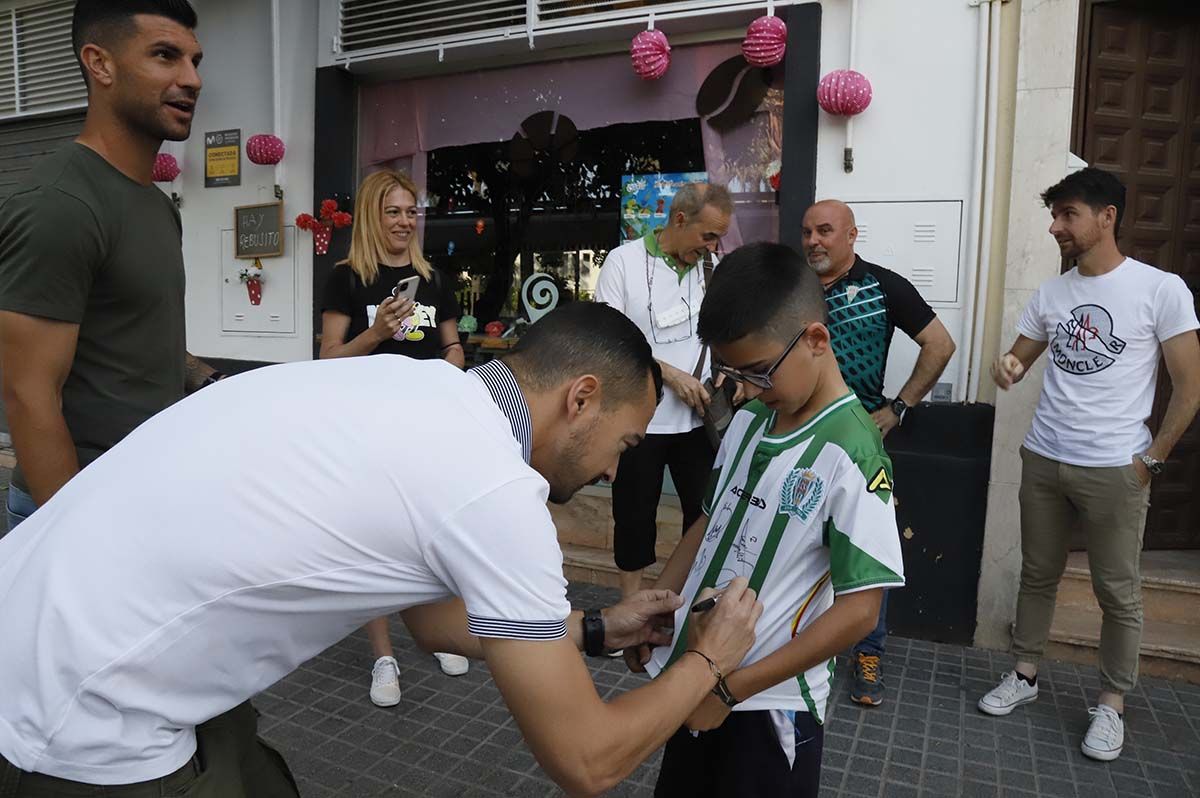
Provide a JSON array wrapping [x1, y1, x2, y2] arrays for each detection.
[[434, 652, 469, 676], [369, 656, 402, 707], [977, 671, 1038, 716], [1081, 704, 1124, 761]]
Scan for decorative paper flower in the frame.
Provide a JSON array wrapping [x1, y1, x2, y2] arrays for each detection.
[[246, 133, 286, 165], [743, 15, 787, 67], [297, 199, 352, 255], [331, 211, 353, 229], [817, 69, 873, 116], [631, 29, 671, 80], [295, 213, 317, 231], [152, 153, 181, 182], [320, 199, 339, 219]]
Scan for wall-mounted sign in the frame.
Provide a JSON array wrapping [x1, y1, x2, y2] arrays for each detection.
[[234, 201, 283, 259], [205, 129, 241, 187]]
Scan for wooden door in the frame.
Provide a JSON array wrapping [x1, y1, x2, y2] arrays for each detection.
[[1075, 1, 1200, 549]]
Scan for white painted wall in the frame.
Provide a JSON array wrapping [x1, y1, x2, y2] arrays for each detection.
[[813, 0, 983, 402], [175, 0, 317, 363]]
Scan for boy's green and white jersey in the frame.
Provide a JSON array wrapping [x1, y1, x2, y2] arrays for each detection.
[[646, 393, 904, 723]]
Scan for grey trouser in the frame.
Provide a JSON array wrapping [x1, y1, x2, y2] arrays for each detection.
[[1012, 446, 1150, 694]]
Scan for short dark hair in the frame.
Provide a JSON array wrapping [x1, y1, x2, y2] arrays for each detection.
[[698, 242, 829, 346], [505, 302, 663, 408], [1041, 167, 1126, 234], [73, 0, 198, 87]]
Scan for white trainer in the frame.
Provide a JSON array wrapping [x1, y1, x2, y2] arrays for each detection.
[[1081, 704, 1124, 761], [369, 656, 402, 707], [977, 671, 1038, 716], [434, 652, 469, 677]]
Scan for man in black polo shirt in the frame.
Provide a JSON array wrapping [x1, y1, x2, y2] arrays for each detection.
[[801, 199, 957, 706]]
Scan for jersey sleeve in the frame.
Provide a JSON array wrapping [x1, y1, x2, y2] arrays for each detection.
[[0, 188, 103, 323], [825, 450, 905, 595], [1015, 288, 1047, 342], [320, 264, 356, 316], [1153, 273, 1200, 343], [426, 476, 571, 640], [593, 248, 628, 313], [873, 265, 937, 339]]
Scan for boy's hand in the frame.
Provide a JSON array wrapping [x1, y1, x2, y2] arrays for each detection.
[[623, 644, 652, 674], [685, 693, 732, 732]]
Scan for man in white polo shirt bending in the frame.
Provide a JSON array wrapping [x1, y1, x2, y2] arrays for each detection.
[[980, 168, 1200, 762], [0, 303, 762, 797], [596, 182, 735, 600]]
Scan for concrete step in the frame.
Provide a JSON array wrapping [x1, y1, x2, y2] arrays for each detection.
[[1056, 551, 1200, 627], [561, 543, 664, 590], [1047, 604, 1200, 684]]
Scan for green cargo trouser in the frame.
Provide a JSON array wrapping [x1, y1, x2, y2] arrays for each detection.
[[0, 702, 299, 798]]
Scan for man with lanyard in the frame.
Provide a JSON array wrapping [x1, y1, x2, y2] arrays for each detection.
[[0, 303, 762, 797], [800, 199, 956, 706], [595, 182, 736, 604], [0, 0, 223, 536]]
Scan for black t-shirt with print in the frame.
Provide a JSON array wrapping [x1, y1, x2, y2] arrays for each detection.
[[321, 263, 460, 360]]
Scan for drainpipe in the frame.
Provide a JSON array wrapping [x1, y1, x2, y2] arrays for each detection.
[[271, 0, 285, 200], [967, 0, 1002, 401], [844, 0, 858, 172], [955, 0, 994, 401]]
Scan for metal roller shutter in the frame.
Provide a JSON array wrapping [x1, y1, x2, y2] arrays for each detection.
[[0, 110, 85, 205]]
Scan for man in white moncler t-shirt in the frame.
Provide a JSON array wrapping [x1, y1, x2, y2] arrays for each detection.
[[979, 168, 1200, 762]]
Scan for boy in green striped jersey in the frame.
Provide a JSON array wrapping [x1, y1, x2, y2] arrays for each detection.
[[630, 242, 906, 796]]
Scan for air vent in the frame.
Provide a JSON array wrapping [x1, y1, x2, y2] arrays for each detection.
[[0, 0, 87, 121], [913, 223, 937, 243], [339, 0, 526, 53], [537, 0, 680, 24]]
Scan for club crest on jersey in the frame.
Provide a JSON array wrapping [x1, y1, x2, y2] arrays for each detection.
[[780, 468, 823, 522]]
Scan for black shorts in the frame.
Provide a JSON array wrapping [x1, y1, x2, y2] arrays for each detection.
[[611, 427, 715, 572], [654, 709, 824, 798]]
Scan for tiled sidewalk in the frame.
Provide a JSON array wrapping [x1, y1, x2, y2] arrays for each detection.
[[2, 469, 1195, 796], [253, 583, 1200, 797]]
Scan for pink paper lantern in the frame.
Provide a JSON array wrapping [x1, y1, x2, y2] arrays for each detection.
[[246, 133, 286, 165], [742, 15, 787, 67], [631, 29, 671, 80], [817, 69, 873, 116], [152, 152, 180, 182]]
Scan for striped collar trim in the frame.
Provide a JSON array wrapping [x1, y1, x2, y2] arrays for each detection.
[[763, 393, 858, 443], [470, 360, 533, 465]]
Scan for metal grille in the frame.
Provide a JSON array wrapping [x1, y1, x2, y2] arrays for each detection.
[[339, 0, 527, 53], [536, 0, 679, 24], [0, 0, 86, 121]]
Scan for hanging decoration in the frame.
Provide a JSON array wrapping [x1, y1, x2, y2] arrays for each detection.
[[152, 153, 181, 183], [631, 28, 671, 81], [296, 199, 352, 256], [239, 264, 265, 306], [767, 160, 782, 192], [246, 133, 286, 166], [742, 15, 787, 67], [817, 69, 873, 116], [474, 219, 485, 236]]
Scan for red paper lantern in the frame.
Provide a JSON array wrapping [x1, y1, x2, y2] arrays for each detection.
[[152, 153, 181, 182], [742, 15, 787, 67], [817, 69, 873, 116], [246, 133, 286, 165], [631, 29, 671, 80]]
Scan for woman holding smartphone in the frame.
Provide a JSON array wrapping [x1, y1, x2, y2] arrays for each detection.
[[320, 169, 468, 706]]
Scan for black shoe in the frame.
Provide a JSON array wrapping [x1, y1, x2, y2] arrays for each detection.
[[850, 652, 885, 706]]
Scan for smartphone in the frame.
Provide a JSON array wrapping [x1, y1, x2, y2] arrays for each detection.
[[391, 275, 420, 304]]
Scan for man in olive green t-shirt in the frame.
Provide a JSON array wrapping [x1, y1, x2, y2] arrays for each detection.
[[0, 1, 219, 534]]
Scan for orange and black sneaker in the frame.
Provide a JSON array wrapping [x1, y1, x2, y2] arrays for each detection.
[[850, 652, 885, 706]]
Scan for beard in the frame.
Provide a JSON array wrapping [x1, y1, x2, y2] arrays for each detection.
[[117, 91, 194, 143], [806, 252, 834, 274], [546, 422, 602, 504]]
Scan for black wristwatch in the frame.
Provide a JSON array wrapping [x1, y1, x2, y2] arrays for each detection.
[[582, 609, 606, 657], [889, 397, 909, 424], [712, 677, 740, 708]]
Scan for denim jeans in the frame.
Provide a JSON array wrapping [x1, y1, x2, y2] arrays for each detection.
[[853, 589, 889, 657], [4, 484, 36, 536]]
